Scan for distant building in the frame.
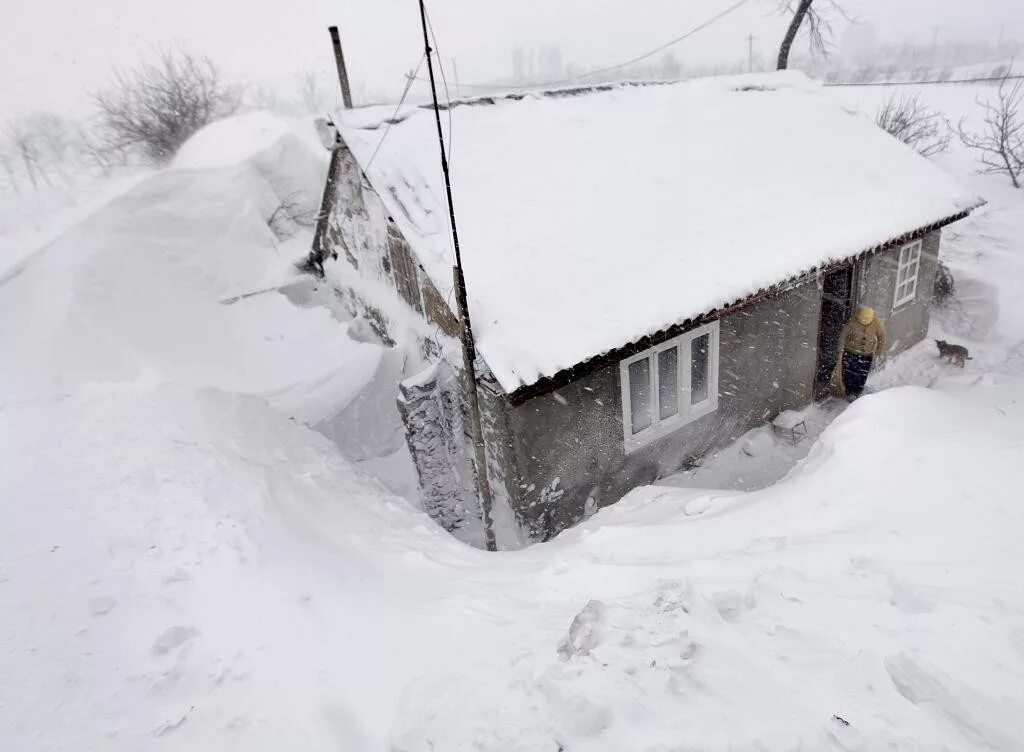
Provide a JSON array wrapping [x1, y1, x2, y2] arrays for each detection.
[[310, 72, 979, 545]]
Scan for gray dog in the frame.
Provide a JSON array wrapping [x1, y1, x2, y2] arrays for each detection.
[[935, 339, 971, 367]]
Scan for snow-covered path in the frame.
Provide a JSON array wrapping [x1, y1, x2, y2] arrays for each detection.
[[1, 105, 1023, 751]]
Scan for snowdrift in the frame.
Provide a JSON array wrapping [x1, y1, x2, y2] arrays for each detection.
[[390, 377, 1024, 751], [0, 384, 475, 750], [2, 374, 1021, 750], [174, 111, 328, 227], [0, 116, 377, 405], [1, 93, 1022, 752]]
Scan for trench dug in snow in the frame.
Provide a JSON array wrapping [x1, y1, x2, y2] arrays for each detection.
[[662, 259, 1008, 497]]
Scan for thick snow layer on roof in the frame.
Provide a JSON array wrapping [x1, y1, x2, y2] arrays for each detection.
[[339, 72, 979, 393]]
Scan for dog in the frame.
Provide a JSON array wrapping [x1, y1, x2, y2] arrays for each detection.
[[935, 339, 972, 367]]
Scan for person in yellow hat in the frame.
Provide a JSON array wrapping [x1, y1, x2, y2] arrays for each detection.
[[831, 306, 887, 399]]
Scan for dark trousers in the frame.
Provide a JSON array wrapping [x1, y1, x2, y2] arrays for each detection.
[[842, 351, 874, 398]]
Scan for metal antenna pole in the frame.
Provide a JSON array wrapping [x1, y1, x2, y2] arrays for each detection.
[[328, 26, 354, 109], [417, 0, 497, 551]]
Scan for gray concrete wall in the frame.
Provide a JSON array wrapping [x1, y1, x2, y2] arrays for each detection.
[[856, 229, 941, 356], [499, 278, 822, 541]]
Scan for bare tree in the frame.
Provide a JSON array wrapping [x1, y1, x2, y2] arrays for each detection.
[[958, 69, 1024, 188], [876, 94, 951, 158], [23, 112, 82, 185], [777, 0, 848, 70], [78, 120, 132, 176], [93, 49, 241, 164], [3, 120, 50, 190], [297, 70, 326, 114], [247, 84, 287, 114], [0, 144, 21, 194]]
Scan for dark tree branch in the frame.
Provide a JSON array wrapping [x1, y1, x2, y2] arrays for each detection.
[[958, 67, 1024, 188], [777, 0, 849, 70], [778, 0, 814, 70]]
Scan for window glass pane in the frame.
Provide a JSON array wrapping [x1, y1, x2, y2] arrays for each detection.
[[691, 333, 710, 405], [628, 358, 652, 434], [658, 347, 679, 420]]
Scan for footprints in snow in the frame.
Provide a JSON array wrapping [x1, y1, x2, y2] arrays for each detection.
[[152, 625, 199, 656], [88, 596, 117, 617]]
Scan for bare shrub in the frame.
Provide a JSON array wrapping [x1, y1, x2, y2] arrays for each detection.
[[78, 124, 131, 176], [933, 261, 956, 306], [22, 112, 83, 185], [93, 50, 240, 165], [2, 120, 52, 191], [267, 191, 317, 240], [0, 143, 21, 194], [247, 84, 287, 114], [297, 70, 327, 114], [876, 94, 951, 158], [957, 68, 1024, 188]]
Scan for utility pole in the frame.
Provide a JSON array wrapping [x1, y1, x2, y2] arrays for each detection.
[[451, 57, 461, 99], [328, 25, 354, 109], [417, 0, 497, 552], [929, 26, 941, 71], [747, 33, 755, 73]]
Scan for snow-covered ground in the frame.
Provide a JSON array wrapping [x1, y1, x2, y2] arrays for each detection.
[[1, 87, 1023, 751]]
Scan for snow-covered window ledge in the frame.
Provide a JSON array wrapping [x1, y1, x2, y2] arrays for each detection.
[[892, 240, 923, 310], [619, 321, 720, 453]]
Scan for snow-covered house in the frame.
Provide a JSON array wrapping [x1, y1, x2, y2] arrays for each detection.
[[310, 72, 979, 543]]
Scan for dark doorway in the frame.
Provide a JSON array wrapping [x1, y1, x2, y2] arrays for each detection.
[[814, 265, 854, 398]]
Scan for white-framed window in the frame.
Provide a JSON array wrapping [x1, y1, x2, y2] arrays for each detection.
[[619, 321, 720, 452], [893, 240, 923, 309]]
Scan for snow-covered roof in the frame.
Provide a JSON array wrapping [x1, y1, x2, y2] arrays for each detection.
[[337, 72, 979, 394]]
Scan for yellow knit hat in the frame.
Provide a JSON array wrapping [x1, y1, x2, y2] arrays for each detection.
[[857, 306, 875, 325]]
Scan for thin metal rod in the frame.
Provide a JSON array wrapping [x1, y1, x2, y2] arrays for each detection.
[[417, 0, 497, 551]]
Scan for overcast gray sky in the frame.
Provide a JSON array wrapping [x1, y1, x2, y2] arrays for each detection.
[[2, 0, 1023, 120]]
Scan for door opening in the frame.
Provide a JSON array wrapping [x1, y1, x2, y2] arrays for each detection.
[[814, 265, 855, 399]]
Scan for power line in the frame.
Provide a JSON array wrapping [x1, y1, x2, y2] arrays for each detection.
[[424, 8, 454, 163], [825, 73, 1024, 88], [416, 0, 497, 552], [364, 54, 426, 172], [421, 0, 755, 93]]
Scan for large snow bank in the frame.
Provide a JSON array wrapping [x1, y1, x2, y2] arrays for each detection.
[[175, 112, 329, 234], [173, 111, 323, 170], [390, 377, 1024, 751], [0, 127, 375, 403], [3, 375, 1021, 750], [0, 384, 481, 750], [339, 71, 980, 392]]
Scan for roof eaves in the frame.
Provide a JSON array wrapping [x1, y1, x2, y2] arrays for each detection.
[[504, 206, 980, 406]]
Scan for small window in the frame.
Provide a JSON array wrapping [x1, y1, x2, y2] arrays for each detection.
[[657, 346, 679, 419], [690, 333, 710, 405], [893, 240, 922, 309], [619, 321, 720, 451], [628, 358, 653, 434]]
